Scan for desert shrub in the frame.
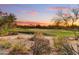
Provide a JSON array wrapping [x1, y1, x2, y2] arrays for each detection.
[[9, 28, 18, 35], [9, 41, 31, 55], [60, 42, 78, 55], [16, 36, 24, 39], [0, 25, 9, 36], [0, 40, 11, 49], [31, 32, 52, 55], [0, 11, 16, 36], [53, 37, 79, 55], [30, 32, 44, 41]]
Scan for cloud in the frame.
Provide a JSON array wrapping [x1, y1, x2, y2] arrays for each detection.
[[16, 7, 36, 13], [27, 11, 38, 16], [16, 10, 27, 13], [48, 7, 70, 10], [16, 9, 38, 16], [63, 13, 71, 16]]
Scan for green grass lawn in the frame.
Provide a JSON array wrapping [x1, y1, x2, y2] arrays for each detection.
[[11, 28, 79, 38]]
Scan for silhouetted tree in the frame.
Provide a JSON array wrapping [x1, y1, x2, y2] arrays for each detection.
[[52, 6, 79, 40], [36, 24, 41, 28]]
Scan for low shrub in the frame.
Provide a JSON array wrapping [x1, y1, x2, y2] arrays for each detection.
[[53, 37, 79, 55], [0, 40, 11, 49], [9, 42, 31, 55], [31, 32, 52, 55]]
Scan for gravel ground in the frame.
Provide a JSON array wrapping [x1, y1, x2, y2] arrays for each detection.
[[0, 33, 54, 55], [0, 34, 79, 55]]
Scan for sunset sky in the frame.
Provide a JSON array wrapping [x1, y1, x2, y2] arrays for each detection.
[[0, 4, 79, 23]]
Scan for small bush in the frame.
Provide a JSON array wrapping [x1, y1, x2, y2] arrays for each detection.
[[31, 32, 52, 55], [0, 27, 9, 36], [53, 37, 79, 55], [0, 40, 11, 49], [9, 42, 31, 55], [60, 43, 78, 55]]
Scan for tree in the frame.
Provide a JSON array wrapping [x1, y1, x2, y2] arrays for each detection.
[[54, 19, 61, 27], [0, 11, 16, 36], [55, 8, 79, 27], [55, 10, 71, 27], [69, 8, 79, 40], [7, 14, 16, 28], [70, 8, 79, 27], [52, 7, 79, 40], [36, 24, 41, 28]]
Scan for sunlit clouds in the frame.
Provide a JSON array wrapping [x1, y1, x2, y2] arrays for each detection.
[[27, 11, 38, 16], [0, 4, 79, 26], [48, 7, 70, 11]]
